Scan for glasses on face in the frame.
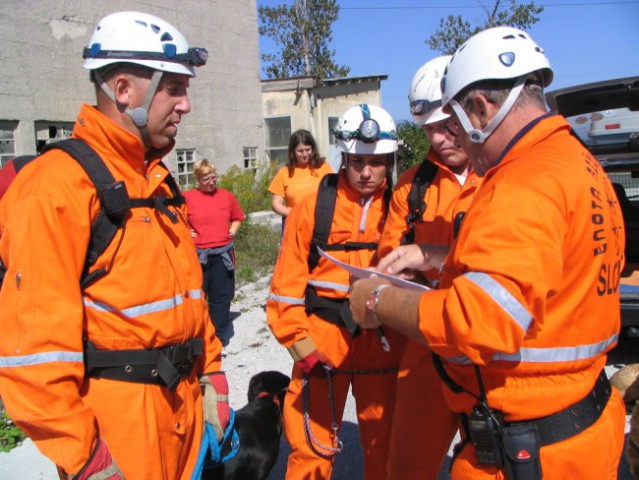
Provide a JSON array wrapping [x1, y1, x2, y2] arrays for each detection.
[[444, 119, 460, 137], [199, 174, 218, 183], [425, 119, 459, 137]]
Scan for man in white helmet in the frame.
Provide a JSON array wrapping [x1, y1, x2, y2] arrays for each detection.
[[0, 11, 228, 479], [266, 104, 406, 480], [349, 27, 625, 479], [378, 55, 482, 479]]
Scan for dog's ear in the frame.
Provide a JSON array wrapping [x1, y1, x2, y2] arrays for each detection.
[[247, 371, 291, 403], [247, 375, 264, 403]]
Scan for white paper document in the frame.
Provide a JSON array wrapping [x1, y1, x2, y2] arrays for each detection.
[[318, 248, 431, 291]]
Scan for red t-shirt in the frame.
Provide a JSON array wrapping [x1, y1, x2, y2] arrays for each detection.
[[184, 187, 245, 248]]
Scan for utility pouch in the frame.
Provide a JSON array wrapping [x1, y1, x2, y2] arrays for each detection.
[[468, 405, 505, 467], [501, 423, 542, 480]]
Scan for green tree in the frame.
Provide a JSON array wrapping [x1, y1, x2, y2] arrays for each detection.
[[396, 120, 431, 175], [259, 0, 350, 79], [427, 0, 544, 55]]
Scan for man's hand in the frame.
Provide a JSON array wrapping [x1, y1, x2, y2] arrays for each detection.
[[349, 277, 390, 329], [376, 244, 450, 275], [72, 439, 123, 480], [201, 372, 230, 442], [294, 350, 333, 376]]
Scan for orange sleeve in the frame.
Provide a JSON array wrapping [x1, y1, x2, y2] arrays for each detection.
[[378, 164, 419, 258], [266, 194, 316, 347], [268, 166, 288, 197]]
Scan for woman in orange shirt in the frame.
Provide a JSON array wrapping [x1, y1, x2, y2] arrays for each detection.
[[268, 129, 333, 232]]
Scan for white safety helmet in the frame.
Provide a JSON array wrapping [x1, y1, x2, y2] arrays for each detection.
[[441, 26, 553, 144], [83, 11, 207, 76], [81, 11, 206, 129], [408, 55, 451, 126], [334, 104, 398, 155]]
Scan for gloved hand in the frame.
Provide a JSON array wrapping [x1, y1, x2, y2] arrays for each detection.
[[201, 371, 230, 442], [72, 439, 123, 480], [294, 350, 332, 377]]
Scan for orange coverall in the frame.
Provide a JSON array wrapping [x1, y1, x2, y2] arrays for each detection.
[[268, 162, 334, 209], [267, 171, 406, 479], [378, 152, 481, 479], [0, 104, 221, 479], [417, 115, 626, 479]]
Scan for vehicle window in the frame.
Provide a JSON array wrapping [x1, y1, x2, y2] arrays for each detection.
[[567, 108, 639, 149], [609, 168, 639, 264]]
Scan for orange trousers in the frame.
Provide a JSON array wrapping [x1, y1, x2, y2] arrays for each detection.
[[283, 319, 405, 480], [449, 387, 626, 479], [387, 342, 459, 479]]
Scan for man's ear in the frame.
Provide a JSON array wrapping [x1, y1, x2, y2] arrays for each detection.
[[471, 93, 496, 129], [111, 74, 133, 108]]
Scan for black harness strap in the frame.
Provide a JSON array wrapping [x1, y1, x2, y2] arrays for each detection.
[[129, 171, 185, 224], [304, 287, 360, 337], [321, 241, 379, 253], [38, 139, 185, 287], [308, 173, 340, 272], [308, 173, 388, 271], [402, 160, 439, 245], [459, 369, 611, 447], [85, 338, 203, 391]]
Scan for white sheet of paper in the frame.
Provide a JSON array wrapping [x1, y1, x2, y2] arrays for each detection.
[[318, 248, 431, 292]]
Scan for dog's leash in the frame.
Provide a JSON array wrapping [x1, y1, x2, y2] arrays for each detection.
[[302, 365, 399, 458], [191, 409, 241, 480]]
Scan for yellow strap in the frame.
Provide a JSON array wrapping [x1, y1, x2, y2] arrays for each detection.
[[287, 337, 317, 362]]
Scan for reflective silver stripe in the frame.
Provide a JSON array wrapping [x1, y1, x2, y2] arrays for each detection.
[[268, 292, 305, 305], [446, 332, 618, 365], [359, 196, 373, 232], [84, 289, 202, 317], [0, 350, 84, 368], [308, 279, 349, 292], [464, 271, 533, 332]]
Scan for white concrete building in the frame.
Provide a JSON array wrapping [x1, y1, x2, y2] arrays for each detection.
[[261, 75, 387, 172], [0, 1, 264, 188]]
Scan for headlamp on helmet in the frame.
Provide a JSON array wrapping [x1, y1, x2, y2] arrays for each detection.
[[408, 56, 452, 126], [83, 44, 208, 67], [333, 104, 398, 143]]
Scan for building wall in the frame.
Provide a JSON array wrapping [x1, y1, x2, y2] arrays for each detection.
[[0, 0, 264, 178], [262, 77, 384, 171]]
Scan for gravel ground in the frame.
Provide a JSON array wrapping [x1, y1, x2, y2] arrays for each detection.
[[0, 275, 635, 479]]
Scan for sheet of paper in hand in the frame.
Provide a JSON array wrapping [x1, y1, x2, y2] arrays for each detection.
[[318, 248, 431, 292]]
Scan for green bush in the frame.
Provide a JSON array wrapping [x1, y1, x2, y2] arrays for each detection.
[[218, 162, 280, 214], [396, 120, 431, 175], [234, 220, 280, 286], [0, 411, 26, 453]]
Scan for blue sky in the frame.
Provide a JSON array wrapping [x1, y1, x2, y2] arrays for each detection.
[[257, 0, 639, 123]]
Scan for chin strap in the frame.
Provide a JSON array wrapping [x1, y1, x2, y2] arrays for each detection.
[[450, 75, 527, 144], [93, 69, 164, 145]]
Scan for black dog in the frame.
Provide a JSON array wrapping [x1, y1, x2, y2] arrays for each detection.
[[203, 370, 290, 480]]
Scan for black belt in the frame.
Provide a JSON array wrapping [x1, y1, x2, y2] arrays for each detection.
[[461, 369, 611, 447], [304, 288, 360, 337], [85, 338, 203, 391]]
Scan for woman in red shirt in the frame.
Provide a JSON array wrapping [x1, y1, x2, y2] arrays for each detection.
[[184, 159, 245, 354]]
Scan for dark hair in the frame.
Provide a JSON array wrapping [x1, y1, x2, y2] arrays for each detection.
[[287, 129, 325, 177], [456, 74, 546, 112]]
